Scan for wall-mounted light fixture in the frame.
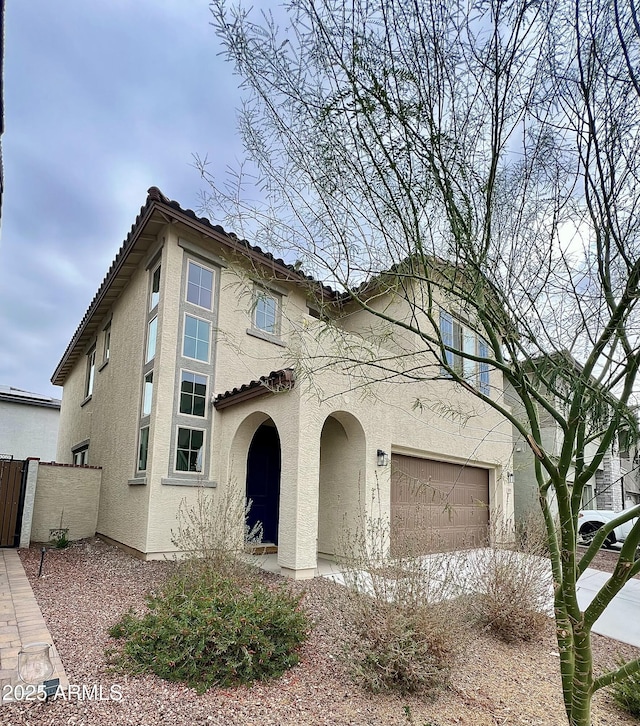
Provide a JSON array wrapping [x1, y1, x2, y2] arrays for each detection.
[[377, 449, 389, 467]]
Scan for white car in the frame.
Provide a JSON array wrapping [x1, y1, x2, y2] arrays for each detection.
[[577, 509, 639, 547]]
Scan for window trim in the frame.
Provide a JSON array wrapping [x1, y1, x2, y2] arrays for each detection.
[[137, 426, 150, 473], [146, 316, 158, 363], [182, 313, 211, 363], [84, 347, 96, 400], [142, 371, 154, 417], [149, 263, 161, 312], [185, 260, 216, 311], [101, 322, 111, 366], [72, 444, 89, 466], [252, 287, 281, 336], [174, 425, 206, 474], [178, 369, 209, 419], [439, 310, 491, 395]]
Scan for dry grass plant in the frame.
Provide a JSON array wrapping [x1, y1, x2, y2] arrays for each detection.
[[170, 480, 263, 579], [465, 513, 552, 643], [335, 484, 468, 695]]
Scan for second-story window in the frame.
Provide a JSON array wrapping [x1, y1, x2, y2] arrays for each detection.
[[103, 323, 111, 364], [183, 315, 210, 362], [142, 371, 153, 416], [146, 317, 158, 363], [85, 347, 96, 398], [439, 310, 491, 396], [253, 288, 281, 335], [186, 261, 214, 310], [150, 264, 161, 311]]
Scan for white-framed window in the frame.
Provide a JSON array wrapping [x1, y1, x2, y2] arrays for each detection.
[[138, 426, 150, 472], [85, 347, 96, 398], [179, 370, 208, 417], [150, 264, 161, 311], [73, 446, 89, 465], [581, 482, 595, 509], [183, 314, 210, 362], [142, 371, 153, 417], [253, 288, 281, 335], [175, 427, 204, 472], [103, 323, 111, 364], [146, 316, 158, 363], [439, 310, 491, 396], [186, 261, 214, 310]]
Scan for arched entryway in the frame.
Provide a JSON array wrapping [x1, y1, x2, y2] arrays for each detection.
[[246, 420, 281, 545], [317, 411, 366, 557]]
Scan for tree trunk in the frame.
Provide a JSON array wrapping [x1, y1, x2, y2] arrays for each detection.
[[569, 628, 593, 726]]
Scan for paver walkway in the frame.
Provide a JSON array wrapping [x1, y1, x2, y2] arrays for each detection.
[[0, 549, 68, 697]]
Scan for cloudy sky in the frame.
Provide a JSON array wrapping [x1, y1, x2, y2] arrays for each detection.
[[1, 1, 254, 398]]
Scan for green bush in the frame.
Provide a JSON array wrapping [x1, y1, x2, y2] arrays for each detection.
[[347, 597, 458, 696], [108, 569, 309, 692], [610, 660, 640, 716]]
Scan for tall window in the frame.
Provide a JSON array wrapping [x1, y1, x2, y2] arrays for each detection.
[[186, 261, 214, 310], [176, 428, 204, 472], [183, 315, 210, 362], [150, 265, 161, 310], [138, 427, 150, 472], [254, 289, 280, 335], [146, 317, 158, 363], [103, 323, 111, 363], [180, 371, 207, 417], [439, 311, 491, 395], [142, 372, 153, 416], [85, 347, 96, 398]]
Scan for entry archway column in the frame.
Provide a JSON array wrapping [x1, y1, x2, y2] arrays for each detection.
[[277, 423, 321, 579]]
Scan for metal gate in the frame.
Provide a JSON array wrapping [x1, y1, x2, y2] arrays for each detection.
[[0, 457, 26, 547]]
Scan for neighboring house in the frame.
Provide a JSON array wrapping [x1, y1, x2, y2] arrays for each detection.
[[0, 385, 61, 460], [506, 353, 636, 523], [52, 187, 513, 576], [619, 433, 640, 508], [0, 0, 4, 222]]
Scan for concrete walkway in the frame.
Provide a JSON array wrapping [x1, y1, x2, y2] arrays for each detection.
[[0, 549, 68, 696]]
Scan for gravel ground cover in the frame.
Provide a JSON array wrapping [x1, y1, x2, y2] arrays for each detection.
[[579, 545, 640, 580], [3, 538, 639, 726]]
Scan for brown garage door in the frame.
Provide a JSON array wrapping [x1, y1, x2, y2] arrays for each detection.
[[391, 454, 489, 555]]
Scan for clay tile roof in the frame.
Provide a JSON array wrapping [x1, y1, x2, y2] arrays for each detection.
[[52, 187, 338, 386], [214, 369, 295, 410], [144, 187, 338, 298]]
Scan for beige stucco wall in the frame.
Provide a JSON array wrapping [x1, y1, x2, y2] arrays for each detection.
[[56, 217, 513, 570], [55, 235, 162, 552], [30, 463, 101, 542]]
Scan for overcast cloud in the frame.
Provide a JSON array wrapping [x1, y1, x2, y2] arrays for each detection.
[[1, 1, 249, 397]]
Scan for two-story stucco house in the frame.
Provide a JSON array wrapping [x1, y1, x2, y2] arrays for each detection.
[[52, 187, 513, 577]]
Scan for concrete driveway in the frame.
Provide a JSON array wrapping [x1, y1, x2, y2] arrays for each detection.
[[316, 548, 640, 648]]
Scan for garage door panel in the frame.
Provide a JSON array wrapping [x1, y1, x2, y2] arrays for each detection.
[[390, 454, 489, 555]]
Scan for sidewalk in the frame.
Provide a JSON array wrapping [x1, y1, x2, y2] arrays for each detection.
[[0, 549, 68, 696], [577, 568, 640, 647]]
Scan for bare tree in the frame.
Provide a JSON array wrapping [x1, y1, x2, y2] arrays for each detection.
[[202, 1, 640, 724]]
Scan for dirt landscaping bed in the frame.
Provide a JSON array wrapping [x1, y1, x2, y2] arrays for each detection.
[[4, 539, 639, 726]]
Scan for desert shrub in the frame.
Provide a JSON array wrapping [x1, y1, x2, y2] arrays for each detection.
[[335, 484, 467, 696], [468, 515, 552, 643], [108, 568, 308, 692], [170, 481, 263, 579], [347, 595, 460, 696], [610, 659, 640, 716]]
